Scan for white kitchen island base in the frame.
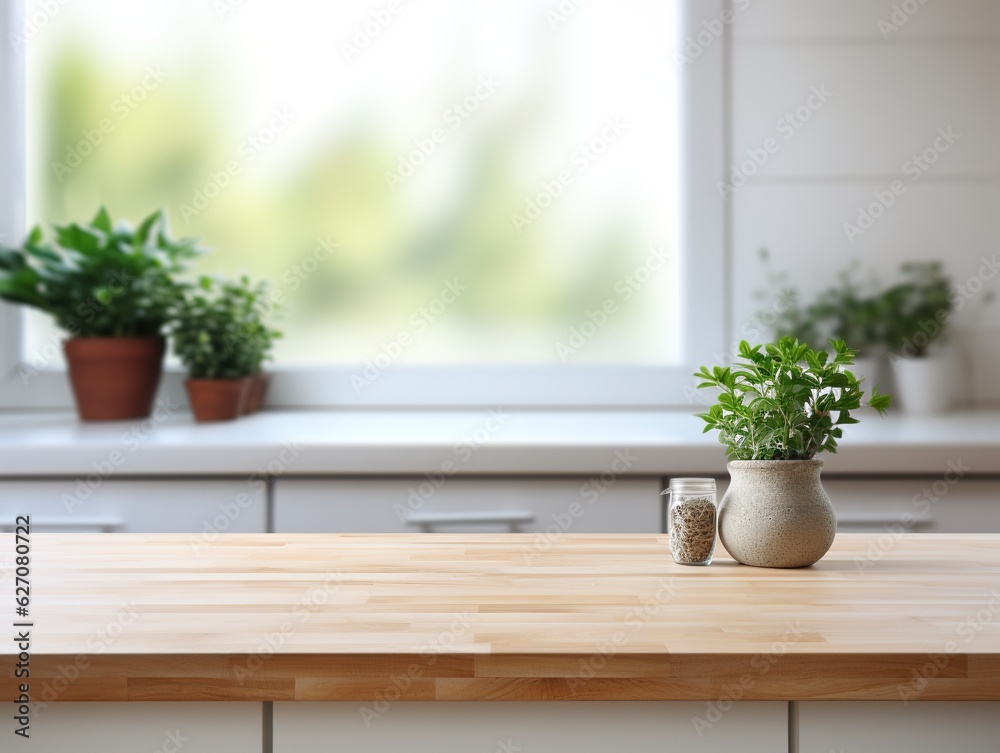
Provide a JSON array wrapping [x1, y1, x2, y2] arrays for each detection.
[[274, 701, 787, 753]]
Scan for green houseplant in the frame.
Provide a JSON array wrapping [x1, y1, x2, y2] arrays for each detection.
[[810, 271, 889, 402], [754, 249, 826, 351], [236, 279, 281, 415], [758, 250, 890, 399], [812, 271, 887, 355], [882, 262, 955, 414], [695, 337, 890, 568], [0, 207, 199, 420], [172, 276, 280, 422]]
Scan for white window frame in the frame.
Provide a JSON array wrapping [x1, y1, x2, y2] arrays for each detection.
[[0, 0, 727, 410]]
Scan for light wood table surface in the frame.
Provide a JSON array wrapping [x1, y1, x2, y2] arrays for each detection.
[[3, 533, 999, 701]]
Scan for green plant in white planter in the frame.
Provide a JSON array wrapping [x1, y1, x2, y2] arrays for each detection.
[[812, 270, 889, 400], [754, 248, 827, 351], [757, 250, 889, 399], [882, 262, 955, 414], [695, 337, 890, 568]]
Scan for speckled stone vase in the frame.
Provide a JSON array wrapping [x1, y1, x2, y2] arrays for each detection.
[[718, 459, 836, 568]]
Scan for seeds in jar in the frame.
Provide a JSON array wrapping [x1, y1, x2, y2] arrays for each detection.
[[670, 497, 716, 563]]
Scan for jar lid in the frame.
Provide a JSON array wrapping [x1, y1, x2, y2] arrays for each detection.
[[661, 477, 717, 495]]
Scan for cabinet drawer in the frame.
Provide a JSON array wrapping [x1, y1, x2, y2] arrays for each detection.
[[28, 702, 261, 753], [823, 478, 1000, 533], [713, 478, 1000, 533], [274, 478, 662, 533], [275, 701, 786, 753], [799, 701, 1000, 753], [0, 480, 266, 534]]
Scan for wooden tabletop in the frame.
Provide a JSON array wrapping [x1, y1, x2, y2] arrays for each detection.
[[3, 533, 999, 702]]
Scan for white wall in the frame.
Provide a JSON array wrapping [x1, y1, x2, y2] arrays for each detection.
[[724, 0, 1000, 405]]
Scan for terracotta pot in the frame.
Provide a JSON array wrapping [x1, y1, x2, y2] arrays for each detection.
[[63, 337, 165, 421], [242, 373, 271, 415], [185, 378, 251, 422], [718, 459, 836, 569]]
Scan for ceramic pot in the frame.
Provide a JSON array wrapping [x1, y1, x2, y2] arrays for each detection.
[[891, 354, 954, 414], [718, 459, 836, 568], [185, 378, 251, 422], [63, 337, 165, 421]]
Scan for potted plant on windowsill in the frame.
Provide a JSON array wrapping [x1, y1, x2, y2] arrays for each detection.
[[172, 276, 280, 422], [695, 337, 890, 569], [0, 207, 199, 420], [238, 279, 280, 415]]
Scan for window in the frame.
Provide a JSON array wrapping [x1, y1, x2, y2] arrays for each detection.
[[0, 0, 725, 408]]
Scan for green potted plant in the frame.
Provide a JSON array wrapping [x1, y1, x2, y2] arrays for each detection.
[[757, 250, 891, 395], [695, 338, 890, 568], [882, 262, 954, 414], [754, 249, 827, 351], [238, 279, 280, 415], [810, 270, 888, 401], [0, 207, 199, 420], [172, 276, 279, 422]]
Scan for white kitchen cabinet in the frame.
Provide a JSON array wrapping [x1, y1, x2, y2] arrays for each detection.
[[713, 477, 1000, 533], [274, 477, 662, 534], [274, 701, 786, 753], [0, 480, 266, 534], [822, 479, 1000, 533], [26, 702, 262, 753], [799, 701, 1000, 753]]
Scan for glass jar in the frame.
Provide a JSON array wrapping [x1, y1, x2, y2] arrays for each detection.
[[662, 478, 718, 566]]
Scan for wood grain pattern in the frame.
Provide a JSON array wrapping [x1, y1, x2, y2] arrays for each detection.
[[2, 533, 999, 702]]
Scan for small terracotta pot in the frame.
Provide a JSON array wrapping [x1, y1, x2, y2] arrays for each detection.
[[242, 373, 271, 415], [185, 378, 251, 422], [63, 337, 165, 421]]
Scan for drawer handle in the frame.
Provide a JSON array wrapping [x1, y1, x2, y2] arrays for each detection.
[[0, 518, 126, 533], [403, 510, 536, 532]]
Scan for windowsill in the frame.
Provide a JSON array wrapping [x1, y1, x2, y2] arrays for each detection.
[[1, 409, 999, 477]]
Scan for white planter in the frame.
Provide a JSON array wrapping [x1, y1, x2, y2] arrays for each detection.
[[891, 354, 955, 414]]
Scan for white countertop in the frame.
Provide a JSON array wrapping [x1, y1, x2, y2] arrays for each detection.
[[0, 408, 998, 477]]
